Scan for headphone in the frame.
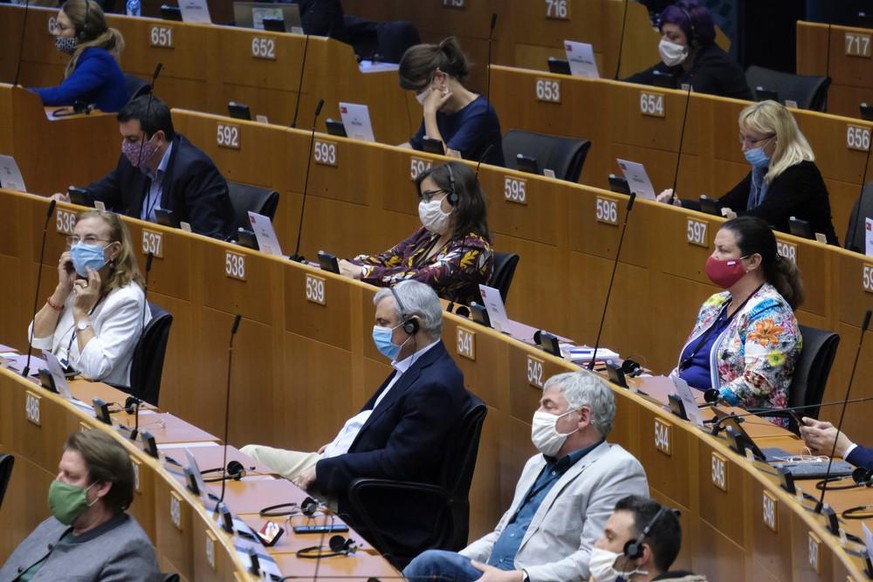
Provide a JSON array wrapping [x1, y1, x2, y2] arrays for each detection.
[[621, 359, 643, 378], [390, 286, 419, 335], [78, 0, 91, 43], [202, 460, 247, 483], [677, 6, 697, 47], [444, 163, 458, 206], [257, 495, 321, 518], [296, 534, 358, 559], [624, 506, 670, 559]]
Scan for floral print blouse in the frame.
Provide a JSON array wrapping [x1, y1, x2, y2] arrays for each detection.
[[349, 227, 493, 305], [672, 283, 802, 424]]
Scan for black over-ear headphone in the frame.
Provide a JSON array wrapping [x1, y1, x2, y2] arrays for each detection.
[[78, 0, 91, 43], [621, 359, 643, 378], [296, 534, 357, 559], [390, 286, 419, 335], [202, 460, 247, 482], [624, 506, 669, 559], [677, 6, 696, 47], [444, 163, 458, 206]]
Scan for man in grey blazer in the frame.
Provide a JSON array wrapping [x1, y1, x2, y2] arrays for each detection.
[[403, 371, 649, 582]]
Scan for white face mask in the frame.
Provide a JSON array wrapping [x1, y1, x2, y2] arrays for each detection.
[[418, 199, 453, 235], [659, 38, 688, 67], [530, 409, 580, 457], [588, 548, 648, 582]]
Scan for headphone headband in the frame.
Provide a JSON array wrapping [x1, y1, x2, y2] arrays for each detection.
[[389, 286, 419, 335], [677, 6, 696, 44], [445, 163, 458, 206], [623, 505, 674, 559]]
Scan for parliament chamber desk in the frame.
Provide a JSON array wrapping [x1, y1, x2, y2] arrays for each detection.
[[0, 4, 418, 146], [797, 20, 873, 121], [0, 365, 400, 580], [2, 190, 873, 579]]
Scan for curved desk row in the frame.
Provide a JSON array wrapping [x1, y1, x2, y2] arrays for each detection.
[[0, 188, 871, 580]]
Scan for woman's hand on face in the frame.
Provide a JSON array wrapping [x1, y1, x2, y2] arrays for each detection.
[[423, 85, 452, 115], [338, 259, 362, 280], [57, 251, 77, 292], [72, 268, 102, 315]]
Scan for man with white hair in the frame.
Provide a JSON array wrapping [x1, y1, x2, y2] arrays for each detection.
[[241, 280, 471, 550], [404, 371, 649, 582]]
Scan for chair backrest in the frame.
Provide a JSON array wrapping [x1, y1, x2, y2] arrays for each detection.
[[227, 180, 280, 232], [437, 396, 487, 550], [745, 65, 831, 111], [788, 324, 840, 418], [845, 182, 873, 253], [0, 454, 14, 511], [491, 251, 520, 303], [130, 303, 174, 406], [502, 129, 591, 183], [124, 73, 152, 104]]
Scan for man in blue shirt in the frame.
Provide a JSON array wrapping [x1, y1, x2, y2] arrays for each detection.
[[403, 371, 649, 582]]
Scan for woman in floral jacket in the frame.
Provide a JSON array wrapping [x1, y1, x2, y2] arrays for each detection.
[[673, 216, 803, 421], [339, 161, 493, 305]]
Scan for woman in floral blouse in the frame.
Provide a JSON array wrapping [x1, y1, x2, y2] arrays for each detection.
[[672, 216, 803, 422], [338, 161, 493, 305]]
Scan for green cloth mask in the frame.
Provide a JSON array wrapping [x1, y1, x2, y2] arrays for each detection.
[[47, 480, 96, 525]]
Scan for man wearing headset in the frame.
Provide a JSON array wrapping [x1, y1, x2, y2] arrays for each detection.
[[404, 371, 648, 582], [241, 280, 471, 554], [588, 495, 706, 582]]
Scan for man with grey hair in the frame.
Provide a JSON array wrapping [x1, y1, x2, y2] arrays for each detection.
[[404, 371, 648, 582], [241, 280, 471, 551]]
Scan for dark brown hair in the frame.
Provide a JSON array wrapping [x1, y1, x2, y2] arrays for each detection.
[[414, 161, 490, 242], [65, 430, 135, 513], [398, 37, 471, 90]]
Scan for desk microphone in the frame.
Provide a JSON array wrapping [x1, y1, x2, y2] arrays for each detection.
[[485, 13, 497, 108], [587, 192, 636, 370], [667, 79, 694, 206], [289, 33, 311, 128], [23, 198, 57, 379], [289, 98, 325, 263], [128, 251, 154, 442], [218, 313, 243, 507], [815, 309, 871, 514], [612, 0, 630, 79], [12, 0, 32, 87]]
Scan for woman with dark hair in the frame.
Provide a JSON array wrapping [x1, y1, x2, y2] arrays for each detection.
[[397, 37, 505, 167], [624, 0, 753, 100], [29, 210, 150, 387], [338, 161, 493, 304], [34, 0, 128, 112], [671, 216, 803, 422]]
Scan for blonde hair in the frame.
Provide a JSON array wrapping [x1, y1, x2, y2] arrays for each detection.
[[738, 100, 814, 185], [76, 210, 144, 291], [61, 0, 125, 78]]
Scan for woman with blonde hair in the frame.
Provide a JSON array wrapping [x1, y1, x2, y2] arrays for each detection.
[[34, 0, 129, 112], [658, 100, 838, 244], [29, 210, 150, 387]]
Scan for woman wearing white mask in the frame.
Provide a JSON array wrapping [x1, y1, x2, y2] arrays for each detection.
[[339, 162, 493, 305], [656, 100, 839, 244], [396, 37, 505, 167], [624, 0, 752, 100], [29, 210, 150, 387]]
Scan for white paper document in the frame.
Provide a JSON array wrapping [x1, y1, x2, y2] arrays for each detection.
[[0, 154, 26, 192], [670, 372, 704, 427], [41, 350, 73, 400], [866, 217, 873, 257], [478, 284, 511, 333], [339, 102, 376, 142], [179, 0, 212, 23], [617, 159, 656, 200], [247, 211, 284, 257], [564, 40, 599, 79]]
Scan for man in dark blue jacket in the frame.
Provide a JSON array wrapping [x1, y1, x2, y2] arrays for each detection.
[[56, 95, 234, 239], [241, 280, 472, 552], [801, 418, 873, 471]]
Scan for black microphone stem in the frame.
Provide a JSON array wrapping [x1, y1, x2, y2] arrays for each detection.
[[218, 314, 243, 506], [24, 199, 57, 378], [668, 81, 693, 206], [485, 13, 497, 108], [130, 251, 154, 442], [613, 0, 630, 80], [13, 0, 32, 87], [290, 34, 310, 128], [290, 98, 325, 262], [588, 192, 636, 370]]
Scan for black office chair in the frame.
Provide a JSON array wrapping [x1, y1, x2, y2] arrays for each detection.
[[227, 180, 280, 232], [491, 252, 520, 303], [124, 73, 152, 104], [343, 15, 421, 63], [0, 454, 14, 511], [845, 182, 873, 254], [161, 574, 180, 582], [346, 397, 487, 569], [129, 303, 173, 406], [745, 65, 831, 111], [502, 129, 592, 183], [755, 324, 839, 434]]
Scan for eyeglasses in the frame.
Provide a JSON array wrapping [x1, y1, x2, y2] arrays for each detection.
[[66, 235, 110, 247], [50, 21, 74, 34], [419, 189, 448, 203], [738, 133, 775, 147]]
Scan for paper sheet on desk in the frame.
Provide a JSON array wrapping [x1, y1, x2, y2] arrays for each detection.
[[6, 355, 46, 375], [0, 155, 26, 192], [670, 373, 704, 427]]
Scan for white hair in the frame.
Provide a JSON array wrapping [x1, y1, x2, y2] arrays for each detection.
[[373, 280, 443, 337], [544, 371, 616, 437]]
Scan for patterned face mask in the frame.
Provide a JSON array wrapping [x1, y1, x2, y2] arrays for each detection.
[[55, 36, 78, 55]]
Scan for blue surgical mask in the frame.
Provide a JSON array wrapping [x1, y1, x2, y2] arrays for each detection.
[[70, 243, 109, 277], [372, 325, 401, 360], [743, 147, 769, 168]]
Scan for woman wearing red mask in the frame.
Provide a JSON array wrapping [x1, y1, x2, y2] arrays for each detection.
[[672, 216, 803, 422]]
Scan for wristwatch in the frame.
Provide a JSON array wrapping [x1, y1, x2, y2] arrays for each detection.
[[76, 319, 93, 331]]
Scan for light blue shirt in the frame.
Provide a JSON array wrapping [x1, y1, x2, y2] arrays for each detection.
[[141, 141, 173, 222]]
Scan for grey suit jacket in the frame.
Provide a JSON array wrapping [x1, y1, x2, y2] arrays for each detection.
[[460, 441, 648, 582]]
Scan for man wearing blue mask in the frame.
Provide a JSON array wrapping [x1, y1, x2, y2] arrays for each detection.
[[0, 430, 160, 581], [241, 280, 471, 550]]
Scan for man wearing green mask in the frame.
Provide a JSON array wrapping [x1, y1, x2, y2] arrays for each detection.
[[0, 430, 160, 581]]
